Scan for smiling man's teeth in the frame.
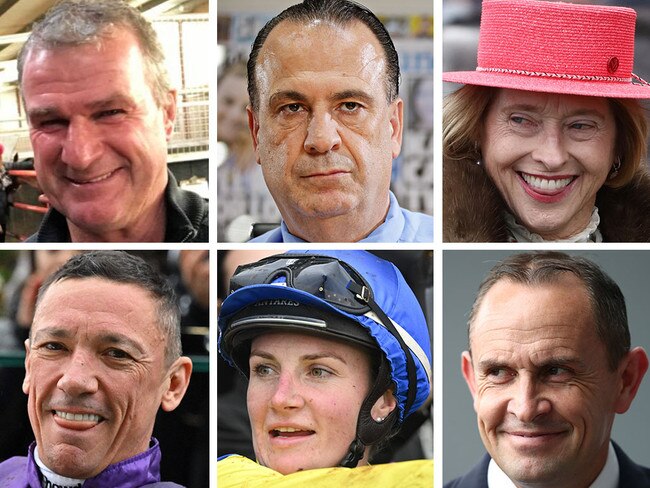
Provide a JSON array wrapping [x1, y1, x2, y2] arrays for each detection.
[[276, 427, 301, 433], [55, 410, 101, 422], [522, 173, 572, 191], [72, 171, 114, 184]]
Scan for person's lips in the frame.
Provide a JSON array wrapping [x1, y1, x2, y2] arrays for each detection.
[[302, 169, 351, 178], [504, 429, 568, 449], [517, 171, 577, 203], [520, 173, 574, 192], [65, 168, 121, 186], [52, 409, 105, 431], [268, 425, 316, 445]]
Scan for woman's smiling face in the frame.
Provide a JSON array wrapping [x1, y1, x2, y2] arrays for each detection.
[[247, 331, 372, 474], [481, 89, 616, 240]]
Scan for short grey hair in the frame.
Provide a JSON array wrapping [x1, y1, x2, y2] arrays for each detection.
[[35, 251, 182, 365], [18, 0, 171, 106]]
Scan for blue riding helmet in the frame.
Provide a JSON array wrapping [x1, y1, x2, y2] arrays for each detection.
[[218, 250, 432, 467]]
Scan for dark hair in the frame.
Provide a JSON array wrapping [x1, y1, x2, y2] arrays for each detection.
[[468, 252, 630, 370], [247, 0, 399, 112], [18, 0, 170, 106], [35, 251, 181, 364]]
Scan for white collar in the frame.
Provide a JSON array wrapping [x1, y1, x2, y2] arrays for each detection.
[[34, 446, 85, 488], [487, 442, 619, 488], [505, 207, 602, 243]]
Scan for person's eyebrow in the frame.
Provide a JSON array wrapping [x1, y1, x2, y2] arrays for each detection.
[[533, 356, 587, 370], [26, 106, 63, 121], [31, 327, 73, 343], [501, 103, 607, 119], [249, 350, 348, 365], [477, 356, 586, 372], [96, 332, 146, 356], [500, 103, 543, 113], [268, 90, 308, 108], [329, 89, 375, 105], [301, 352, 348, 365], [31, 327, 147, 356], [27, 94, 136, 120], [476, 358, 506, 372], [250, 350, 276, 361], [85, 94, 137, 112]]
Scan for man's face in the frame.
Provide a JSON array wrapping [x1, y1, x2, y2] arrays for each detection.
[[249, 20, 403, 239], [462, 276, 630, 487], [24, 278, 174, 478], [21, 28, 175, 239]]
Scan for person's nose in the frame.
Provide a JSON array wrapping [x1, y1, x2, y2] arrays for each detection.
[[57, 351, 99, 397], [60, 117, 103, 169], [530, 125, 568, 171], [304, 111, 341, 154], [269, 372, 305, 410], [507, 375, 551, 423]]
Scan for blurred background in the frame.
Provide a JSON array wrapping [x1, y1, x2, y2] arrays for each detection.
[[0, 249, 209, 488], [0, 1, 209, 241], [217, 0, 434, 242]]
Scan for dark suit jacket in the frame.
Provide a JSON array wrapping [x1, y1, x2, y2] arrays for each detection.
[[445, 442, 650, 488]]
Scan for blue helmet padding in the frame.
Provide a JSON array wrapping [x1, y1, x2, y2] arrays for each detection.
[[218, 250, 432, 420]]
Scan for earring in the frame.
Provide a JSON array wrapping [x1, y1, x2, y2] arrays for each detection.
[[375, 417, 384, 422], [474, 141, 482, 166], [609, 157, 621, 179]]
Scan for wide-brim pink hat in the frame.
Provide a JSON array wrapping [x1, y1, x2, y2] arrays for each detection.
[[443, 0, 650, 98]]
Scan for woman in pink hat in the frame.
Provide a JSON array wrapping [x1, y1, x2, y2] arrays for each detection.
[[443, 0, 650, 242]]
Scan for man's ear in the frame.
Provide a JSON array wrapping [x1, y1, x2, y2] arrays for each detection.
[[614, 347, 649, 414], [461, 351, 479, 410], [247, 105, 262, 165], [22, 339, 31, 395], [161, 356, 192, 412], [389, 98, 404, 159], [163, 89, 178, 140], [370, 388, 398, 420]]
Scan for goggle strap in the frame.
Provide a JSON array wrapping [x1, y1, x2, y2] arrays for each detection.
[[353, 282, 371, 303], [339, 438, 366, 468], [347, 281, 418, 415]]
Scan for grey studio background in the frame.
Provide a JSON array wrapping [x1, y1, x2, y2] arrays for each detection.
[[443, 250, 650, 483]]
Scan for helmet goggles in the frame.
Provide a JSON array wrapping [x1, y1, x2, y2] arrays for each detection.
[[229, 254, 374, 314]]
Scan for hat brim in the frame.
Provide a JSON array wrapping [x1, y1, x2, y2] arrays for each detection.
[[218, 284, 376, 363], [443, 71, 650, 99], [219, 283, 353, 323]]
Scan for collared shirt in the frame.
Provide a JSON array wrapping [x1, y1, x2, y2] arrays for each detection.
[[0, 438, 183, 488], [248, 191, 433, 243], [487, 442, 619, 488]]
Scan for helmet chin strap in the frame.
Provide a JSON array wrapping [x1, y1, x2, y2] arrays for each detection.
[[338, 357, 397, 468]]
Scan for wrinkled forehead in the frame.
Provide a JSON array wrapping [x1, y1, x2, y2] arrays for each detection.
[[469, 275, 596, 346], [35, 276, 157, 318]]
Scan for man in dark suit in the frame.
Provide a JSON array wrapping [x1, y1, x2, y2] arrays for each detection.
[[446, 252, 650, 488]]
